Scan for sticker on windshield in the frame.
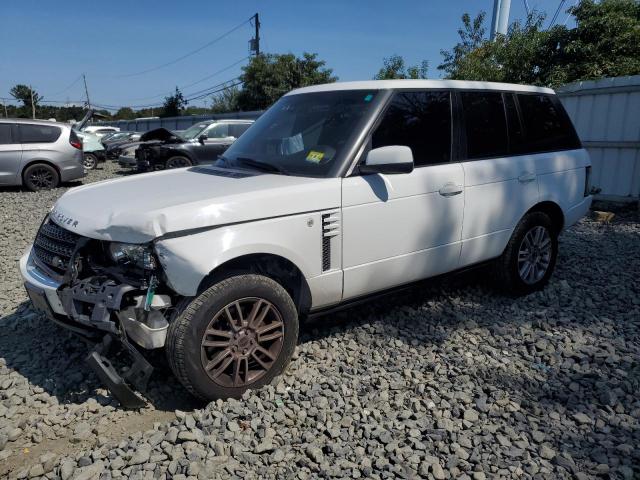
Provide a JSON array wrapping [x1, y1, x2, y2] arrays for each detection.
[[364, 93, 374, 102], [306, 150, 324, 163]]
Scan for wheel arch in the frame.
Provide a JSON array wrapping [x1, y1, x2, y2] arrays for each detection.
[[525, 201, 565, 234], [21, 159, 61, 185], [197, 253, 312, 315], [166, 148, 195, 163]]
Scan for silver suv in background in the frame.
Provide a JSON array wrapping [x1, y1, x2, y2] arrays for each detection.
[[0, 119, 85, 191]]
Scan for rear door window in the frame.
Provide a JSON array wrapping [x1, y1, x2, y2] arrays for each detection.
[[372, 90, 452, 167], [460, 91, 508, 159], [19, 124, 62, 143], [516, 94, 581, 153], [0, 124, 14, 144]]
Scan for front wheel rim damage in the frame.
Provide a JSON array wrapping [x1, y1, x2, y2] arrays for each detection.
[[29, 168, 54, 189], [517, 225, 552, 285], [200, 297, 285, 388]]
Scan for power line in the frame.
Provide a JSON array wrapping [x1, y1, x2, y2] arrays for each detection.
[[92, 79, 242, 111], [548, 0, 566, 29], [116, 16, 253, 78], [45, 75, 83, 97], [123, 56, 249, 102]]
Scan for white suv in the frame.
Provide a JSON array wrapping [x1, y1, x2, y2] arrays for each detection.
[[20, 80, 592, 406]]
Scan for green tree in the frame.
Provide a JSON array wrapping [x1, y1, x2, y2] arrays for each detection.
[[161, 87, 187, 117], [10, 84, 42, 108], [561, 0, 640, 82], [237, 53, 337, 111], [438, 0, 640, 87], [115, 107, 135, 120], [374, 55, 429, 79], [210, 84, 241, 113]]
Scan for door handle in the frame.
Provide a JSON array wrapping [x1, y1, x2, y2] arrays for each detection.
[[518, 172, 536, 183], [438, 183, 463, 197]]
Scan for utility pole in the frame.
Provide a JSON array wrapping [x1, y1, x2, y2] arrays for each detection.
[[83, 73, 91, 110], [253, 13, 260, 55], [490, 0, 512, 40], [2, 99, 7, 118], [30, 85, 35, 119]]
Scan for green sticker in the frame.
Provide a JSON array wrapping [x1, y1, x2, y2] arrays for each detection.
[[306, 151, 324, 163], [364, 94, 373, 102]]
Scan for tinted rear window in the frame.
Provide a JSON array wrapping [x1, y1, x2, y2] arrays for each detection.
[[516, 94, 581, 153], [0, 124, 13, 145], [461, 92, 508, 159], [19, 124, 62, 143], [373, 90, 451, 166]]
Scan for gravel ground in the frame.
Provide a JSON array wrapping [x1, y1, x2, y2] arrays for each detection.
[[1, 161, 639, 479]]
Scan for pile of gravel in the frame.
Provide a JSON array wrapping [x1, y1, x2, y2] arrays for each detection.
[[1, 162, 639, 479]]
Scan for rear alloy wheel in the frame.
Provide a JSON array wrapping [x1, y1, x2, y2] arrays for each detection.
[[166, 274, 298, 400], [165, 156, 193, 169], [23, 163, 60, 191], [83, 153, 98, 170], [494, 211, 558, 296]]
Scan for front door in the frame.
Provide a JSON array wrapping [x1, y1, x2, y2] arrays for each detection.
[[0, 124, 21, 185], [198, 123, 235, 162], [341, 90, 465, 300]]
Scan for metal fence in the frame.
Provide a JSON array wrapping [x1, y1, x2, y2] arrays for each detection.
[[94, 110, 263, 132], [557, 75, 640, 202]]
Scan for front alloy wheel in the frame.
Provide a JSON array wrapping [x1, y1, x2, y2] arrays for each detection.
[[165, 156, 192, 169], [201, 298, 285, 388], [166, 274, 298, 400]]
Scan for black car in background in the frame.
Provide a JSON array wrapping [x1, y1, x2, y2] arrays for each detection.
[[135, 120, 254, 171]]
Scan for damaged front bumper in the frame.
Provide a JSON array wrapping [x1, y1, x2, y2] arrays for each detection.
[[19, 246, 171, 407]]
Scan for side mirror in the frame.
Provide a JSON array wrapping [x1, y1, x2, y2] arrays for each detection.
[[360, 146, 414, 175], [198, 134, 208, 144]]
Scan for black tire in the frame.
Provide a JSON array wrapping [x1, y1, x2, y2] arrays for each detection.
[[23, 163, 60, 191], [494, 211, 558, 296], [166, 274, 298, 400], [165, 156, 193, 169], [83, 153, 98, 170]]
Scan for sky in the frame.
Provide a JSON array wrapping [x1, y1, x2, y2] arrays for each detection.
[[0, 0, 577, 110]]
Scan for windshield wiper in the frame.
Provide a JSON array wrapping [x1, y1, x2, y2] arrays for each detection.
[[234, 157, 288, 175]]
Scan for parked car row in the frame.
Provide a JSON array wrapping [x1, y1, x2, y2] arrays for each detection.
[[0, 118, 85, 191], [113, 119, 254, 173]]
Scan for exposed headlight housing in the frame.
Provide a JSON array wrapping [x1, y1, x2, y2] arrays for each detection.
[[108, 243, 157, 270]]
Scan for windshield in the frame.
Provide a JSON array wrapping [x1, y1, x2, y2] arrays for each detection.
[[216, 90, 381, 177], [181, 122, 212, 140]]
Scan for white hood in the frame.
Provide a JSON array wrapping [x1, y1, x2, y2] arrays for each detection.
[[51, 167, 341, 243]]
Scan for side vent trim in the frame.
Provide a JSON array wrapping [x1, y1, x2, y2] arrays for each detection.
[[321, 210, 340, 272]]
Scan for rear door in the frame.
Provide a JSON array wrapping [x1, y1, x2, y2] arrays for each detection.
[[0, 123, 21, 185], [515, 93, 585, 216], [458, 91, 539, 267], [18, 123, 63, 172]]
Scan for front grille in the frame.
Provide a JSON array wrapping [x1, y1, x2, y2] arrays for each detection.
[[33, 218, 81, 275]]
